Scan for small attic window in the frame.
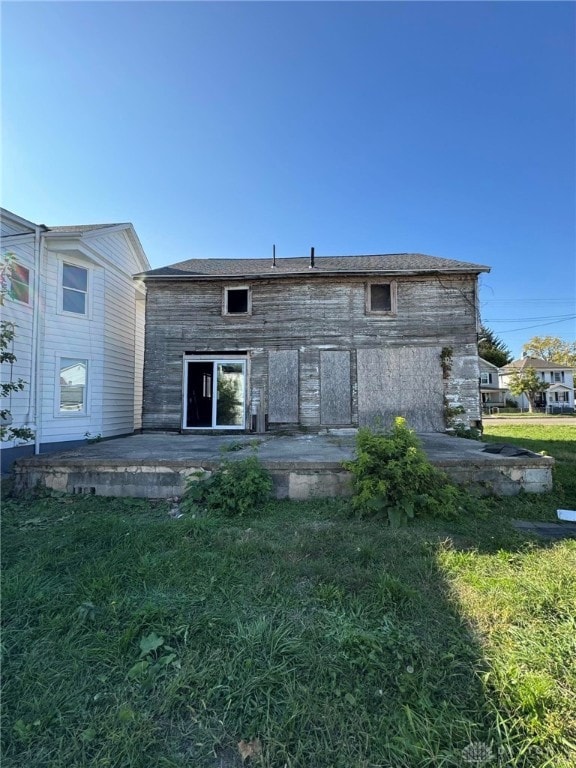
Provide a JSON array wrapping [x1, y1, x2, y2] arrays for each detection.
[[223, 286, 251, 315], [367, 281, 397, 315]]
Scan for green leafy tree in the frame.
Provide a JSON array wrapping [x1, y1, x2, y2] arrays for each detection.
[[0, 254, 35, 443], [507, 368, 549, 413], [478, 325, 513, 368], [522, 336, 576, 367]]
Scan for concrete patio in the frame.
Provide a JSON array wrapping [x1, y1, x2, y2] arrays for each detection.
[[12, 430, 554, 500]]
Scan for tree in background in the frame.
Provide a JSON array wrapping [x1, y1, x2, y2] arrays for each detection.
[[507, 368, 549, 413], [0, 254, 35, 443], [478, 325, 513, 368], [522, 336, 576, 367]]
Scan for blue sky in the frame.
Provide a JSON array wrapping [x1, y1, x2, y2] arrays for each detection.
[[3, 1, 575, 357]]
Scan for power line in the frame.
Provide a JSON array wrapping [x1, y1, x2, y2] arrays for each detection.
[[484, 314, 576, 322], [487, 316, 576, 333]]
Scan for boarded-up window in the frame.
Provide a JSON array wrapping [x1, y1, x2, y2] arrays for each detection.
[[268, 350, 299, 422], [320, 351, 351, 425]]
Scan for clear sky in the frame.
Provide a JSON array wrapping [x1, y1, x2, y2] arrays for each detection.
[[2, 1, 575, 357]]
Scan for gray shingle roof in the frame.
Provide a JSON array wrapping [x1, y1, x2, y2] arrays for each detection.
[[501, 357, 572, 372], [46, 223, 127, 233], [142, 253, 490, 279]]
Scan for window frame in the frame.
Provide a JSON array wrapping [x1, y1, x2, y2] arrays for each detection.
[[366, 280, 397, 316], [10, 263, 31, 305], [480, 372, 493, 385], [56, 356, 89, 417], [222, 285, 252, 317], [59, 260, 90, 317]]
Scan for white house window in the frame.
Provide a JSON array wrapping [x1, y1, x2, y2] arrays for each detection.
[[59, 358, 88, 413], [554, 392, 569, 403], [9, 263, 30, 304], [553, 371, 563, 383], [480, 372, 493, 385], [223, 286, 250, 315], [62, 263, 88, 314], [367, 282, 397, 314]]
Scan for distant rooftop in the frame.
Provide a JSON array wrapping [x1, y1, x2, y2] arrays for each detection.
[[501, 357, 573, 371], [142, 253, 491, 279]]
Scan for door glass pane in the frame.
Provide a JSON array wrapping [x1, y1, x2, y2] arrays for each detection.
[[186, 362, 213, 427], [216, 362, 244, 426]]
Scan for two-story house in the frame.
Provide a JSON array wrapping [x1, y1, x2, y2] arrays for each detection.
[[139, 252, 490, 434], [479, 357, 508, 412], [499, 356, 575, 412], [0, 208, 150, 471]]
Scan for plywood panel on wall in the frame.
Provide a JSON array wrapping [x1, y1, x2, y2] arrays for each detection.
[[268, 350, 299, 422], [357, 347, 444, 432], [320, 351, 351, 425]]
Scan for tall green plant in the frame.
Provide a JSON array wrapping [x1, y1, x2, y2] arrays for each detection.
[[182, 455, 273, 517], [344, 417, 459, 526]]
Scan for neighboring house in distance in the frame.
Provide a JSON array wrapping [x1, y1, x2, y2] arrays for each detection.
[[140, 252, 490, 434], [0, 208, 150, 471], [479, 357, 507, 411], [499, 356, 575, 412]]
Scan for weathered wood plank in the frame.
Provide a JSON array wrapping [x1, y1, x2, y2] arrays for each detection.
[[268, 350, 299, 423], [320, 351, 352, 425], [357, 347, 445, 431]]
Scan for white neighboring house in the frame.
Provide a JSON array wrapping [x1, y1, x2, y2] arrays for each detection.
[[479, 357, 507, 411], [499, 356, 575, 412], [1, 208, 150, 471]]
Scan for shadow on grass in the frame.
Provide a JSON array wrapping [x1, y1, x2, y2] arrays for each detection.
[[7, 488, 572, 767]]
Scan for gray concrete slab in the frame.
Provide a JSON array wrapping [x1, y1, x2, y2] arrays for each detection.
[[12, 430, 555, 499]]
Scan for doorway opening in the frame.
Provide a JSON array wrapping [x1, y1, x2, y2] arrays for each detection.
[[184, 358, 246, 429]]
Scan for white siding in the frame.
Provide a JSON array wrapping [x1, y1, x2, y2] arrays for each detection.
[[84, 230, 143, 276], [1, 231, 36, 449], [101, 268, 138, 436], [39, 252, 105, 442]]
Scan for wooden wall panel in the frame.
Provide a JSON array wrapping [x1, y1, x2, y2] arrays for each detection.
[[357, 347, 444, 432], [268, 350, 299, 423], [320, 351, 352, 425]]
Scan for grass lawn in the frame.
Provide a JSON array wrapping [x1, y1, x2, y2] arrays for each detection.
[[2, 424, 575, 767]]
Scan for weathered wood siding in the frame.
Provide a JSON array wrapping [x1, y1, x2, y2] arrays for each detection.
[[142, 274, 481, 431]]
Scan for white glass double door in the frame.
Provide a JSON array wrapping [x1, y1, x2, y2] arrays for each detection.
[[183, 357, 246, 429]]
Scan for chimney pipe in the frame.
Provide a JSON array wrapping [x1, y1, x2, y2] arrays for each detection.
[[272, 244, 276, 268], [309, 247, 315, 269]]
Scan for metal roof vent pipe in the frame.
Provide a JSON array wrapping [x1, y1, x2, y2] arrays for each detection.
[[271, 244, 276, 269], [309, 247, 315, 269]]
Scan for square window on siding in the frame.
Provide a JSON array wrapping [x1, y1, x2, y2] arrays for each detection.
[[59, 358, 88, 413], [367, 282, 397, 314], [62, 264, 88, 314], [11, 264, 30, 304], [223, 287, 250, 315]]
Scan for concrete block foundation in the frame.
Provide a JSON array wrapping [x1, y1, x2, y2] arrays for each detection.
[[12, 431, 554, 500]]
